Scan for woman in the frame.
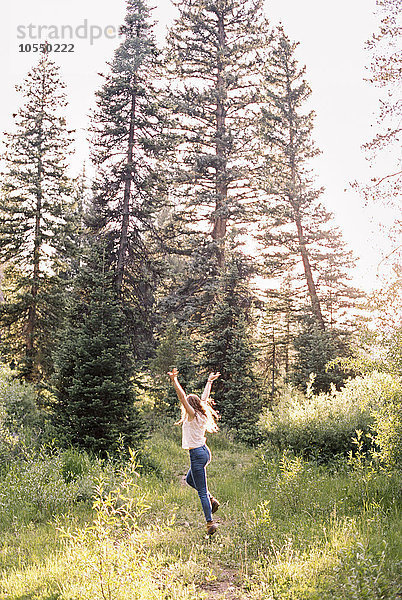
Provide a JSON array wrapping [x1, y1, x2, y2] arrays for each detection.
[[167, 367, 221, 535]]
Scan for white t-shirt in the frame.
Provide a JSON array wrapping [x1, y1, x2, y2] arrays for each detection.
[[182, 412, 208, 449]]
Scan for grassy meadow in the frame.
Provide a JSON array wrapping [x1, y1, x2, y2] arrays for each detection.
[[0, 424, 401, 600]]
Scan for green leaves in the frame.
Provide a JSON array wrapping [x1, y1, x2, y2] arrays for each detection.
[[166, 0, 270, 265], [52, 239, 147, 456], [0, 53, 77, 380]]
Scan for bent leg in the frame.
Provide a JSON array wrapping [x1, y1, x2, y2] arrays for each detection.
[[185, 468, 196, 489], [189, 447, 212, 522], [186, 467, 212, 498]]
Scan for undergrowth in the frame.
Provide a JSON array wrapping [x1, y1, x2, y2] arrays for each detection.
[[0, 425, 401, 599]]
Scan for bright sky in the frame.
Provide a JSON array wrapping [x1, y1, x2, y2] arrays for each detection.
[[1, 0, 394, 293]]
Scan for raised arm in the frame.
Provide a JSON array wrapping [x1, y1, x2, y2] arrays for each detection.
[[201, 372, 221, 402], [167, 368, 195, 419]]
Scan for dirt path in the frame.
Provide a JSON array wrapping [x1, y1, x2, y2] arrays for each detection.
[[198, 567, 248, 599], [177, 468, 253, 599]]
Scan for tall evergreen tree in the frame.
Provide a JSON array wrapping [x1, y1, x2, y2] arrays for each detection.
[[361, 0, 401, 209], [166, 0, 270, 269], [67, 165, 90, 279], [202, 255, 261, 442], [0, 52, 75, 380], [354, 0, 401, 275], [89, 0, 171, 359], [150, 320, 202, 417], [257, 273, 297, 400], [291, 313, 355, 393], [257, 27, 361, 330], [52, 236, 146, 456]]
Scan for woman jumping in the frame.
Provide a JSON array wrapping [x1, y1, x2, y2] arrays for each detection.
[[167, 367, 221, 536]]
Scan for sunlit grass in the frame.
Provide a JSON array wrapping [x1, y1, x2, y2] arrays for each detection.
[[0, 426, 401, 600]]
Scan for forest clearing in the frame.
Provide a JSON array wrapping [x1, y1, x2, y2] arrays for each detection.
[[0, 0, 401, 597], [1, 424, 401, 600]]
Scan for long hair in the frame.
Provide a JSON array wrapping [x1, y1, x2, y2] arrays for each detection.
[[176, 393, 219, 433]]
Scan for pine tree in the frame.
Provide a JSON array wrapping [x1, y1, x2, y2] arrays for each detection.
[[150, 320, 201, 417], [89, 0, 172, 359], [353, 0, 401, 277], [52, 236, 146, 456], [0, 52, 75, 380], [158, 237, 223, 329], [257, 26, 361, 330], [257, 273, 297, 401], [291, 313, 355, 393], [166, 0, 269, 268], [361, 0, 401, 209], [67, 166, 91, 280], [202, 255, 261, 442]]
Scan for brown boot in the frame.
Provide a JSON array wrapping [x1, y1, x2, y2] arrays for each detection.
[[206, 521, 218, 536], [210, 496, 220, 514]]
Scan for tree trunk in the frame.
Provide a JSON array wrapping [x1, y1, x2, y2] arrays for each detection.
[[286, 71, 325, 330], [271, 328, 276, 401], [293, 207, 326, 329], [116, 85, 136, 296], [0, 265, 4, 303], [285, 287, 291, 375], [25, 159, 43, 378], [211, 11, 228, 268], [25, 73, 46, 379]]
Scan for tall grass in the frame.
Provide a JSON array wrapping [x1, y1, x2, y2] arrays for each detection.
[[0, 425, 401, 600]]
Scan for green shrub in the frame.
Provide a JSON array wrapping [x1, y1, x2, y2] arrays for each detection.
[[258, 374, 395, 461], [340, 371, 402, 468], [325, 541, 402, 600], [0, 365, 41, 430], [369, 377, 402, 469], [0, 403, 23, 469], [0, 450, 113, 528], [60, 448, 92, 483], [0, 366, 44, 470]]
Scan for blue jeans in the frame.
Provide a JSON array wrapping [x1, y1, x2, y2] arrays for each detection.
[[186, 445, 212, 522]]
